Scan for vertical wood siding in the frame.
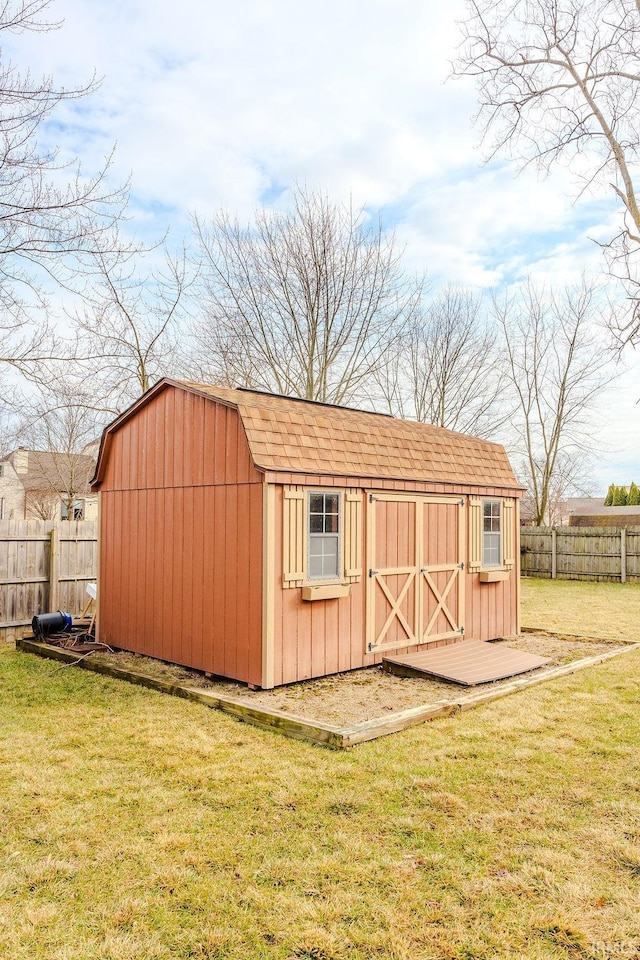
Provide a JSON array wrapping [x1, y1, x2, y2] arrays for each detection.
[[273, 485, 369, 686], [464, 500, 518, 640], [422, 499, 463, 641], [274, 488, 519, 686], [98, 388, 263, 685], [98, 385, 520, 688]]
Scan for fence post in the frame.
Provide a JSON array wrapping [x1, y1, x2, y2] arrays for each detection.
[[621, 528, 627, 584], [551, 528, 557, 579], [49, 527, 60, 612]]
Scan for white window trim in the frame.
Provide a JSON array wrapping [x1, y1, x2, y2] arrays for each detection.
[[306, 489, 343, 582], [482, 498, 502, 569]]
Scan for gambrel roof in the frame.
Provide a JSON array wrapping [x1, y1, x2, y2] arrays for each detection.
[[93, 379, 522, 491]]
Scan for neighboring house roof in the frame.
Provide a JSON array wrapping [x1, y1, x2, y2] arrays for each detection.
[[568, 505, 640, 528], [571, 504, 640, 517], [7, 449, 95, 495], [93, 378, 523, 491], [565, 497, 606, 515], [81, 438, 102, 460]]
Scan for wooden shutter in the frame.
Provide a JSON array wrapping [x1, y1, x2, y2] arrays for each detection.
[[344, 491, 363, 581], [468, 497, 482, 572], [502, 499, 515, 568], [283, 486, 305, 586]]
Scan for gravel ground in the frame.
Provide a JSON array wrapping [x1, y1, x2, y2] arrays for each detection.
[[85, 632, 628, 727]]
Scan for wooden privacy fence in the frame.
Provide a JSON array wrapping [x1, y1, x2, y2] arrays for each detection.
[[0, 519, 98, 641], [521, 526, 640, 583]]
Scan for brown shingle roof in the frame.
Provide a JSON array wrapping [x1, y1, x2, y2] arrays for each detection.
[[178, 382, 521, 490]]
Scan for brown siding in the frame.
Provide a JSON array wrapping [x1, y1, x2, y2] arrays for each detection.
[[97, 388, 263, 686], [96, 386, 520, 689], [101, 388, 261, 491], [273, 486, 519, 685], [273, 485, 370, 686], [464, 565, 518, 642]]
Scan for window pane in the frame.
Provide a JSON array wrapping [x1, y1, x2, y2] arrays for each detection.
[[308, 535, 339, 579], [324, 494, 339, 514], [483, 533, 500, 567], [309, 494, 324, 513], [308, 538, 323, 559], [309, 554, 324, 578], [322, 538, 339, 578], [310, 514, 323, 533], [324, 513, 338, 533]]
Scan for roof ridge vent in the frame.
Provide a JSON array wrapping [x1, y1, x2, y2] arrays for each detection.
[[235, 386, 392, 418]]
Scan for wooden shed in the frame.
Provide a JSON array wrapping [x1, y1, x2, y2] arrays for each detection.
[[91, 379, 524, 689]]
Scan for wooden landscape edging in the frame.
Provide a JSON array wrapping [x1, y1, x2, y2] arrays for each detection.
[[16, 636, 640, 749], [520, 626, 639, 644], [16, 638, 343, 748]]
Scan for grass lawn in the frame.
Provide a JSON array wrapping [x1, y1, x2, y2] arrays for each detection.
[[1, 581, 639, 959], [521, 577, 640, 643]]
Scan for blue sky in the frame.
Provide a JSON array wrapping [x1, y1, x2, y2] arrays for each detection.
[[6, 0, 640, 491]]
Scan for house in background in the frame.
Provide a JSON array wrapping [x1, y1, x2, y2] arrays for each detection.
[[0, 447, 98, 521], [520, 496, 605, 527], [568, 503, 640, 528], [92, 379, 524, 689]]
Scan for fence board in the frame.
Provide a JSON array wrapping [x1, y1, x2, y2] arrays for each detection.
[[521, 526, 640, 583], [0, 519, 97, 641]]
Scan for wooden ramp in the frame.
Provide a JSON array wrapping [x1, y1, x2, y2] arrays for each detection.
[[383, 640, 550, 686]]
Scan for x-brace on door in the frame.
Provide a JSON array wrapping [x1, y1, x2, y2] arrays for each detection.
[[366, 493, 466, 654]]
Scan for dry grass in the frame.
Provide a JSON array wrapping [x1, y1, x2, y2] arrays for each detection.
[[521, 577, 640, 643], [1, 579, 639, 959], [0, 621, 638, 955]]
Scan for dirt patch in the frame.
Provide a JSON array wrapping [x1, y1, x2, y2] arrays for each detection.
[[83, 633, 626, 727]]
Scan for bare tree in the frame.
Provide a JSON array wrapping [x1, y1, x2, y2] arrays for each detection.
[[15, 379, 102, 519], [377, 286, 510, 437], [454, 0, 640, 345], [493, 280, 615, 525], [72, 243, 192, 413], [0, 400, 20, 459], [189, 186, 423, 405], [0, 0, 128, 387], [545, 450, 595, 525]]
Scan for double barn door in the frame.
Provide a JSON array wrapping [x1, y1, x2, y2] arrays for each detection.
[[366, 493, 466, 654]]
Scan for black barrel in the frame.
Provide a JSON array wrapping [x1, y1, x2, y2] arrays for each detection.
[[32, 611, 73, 637]]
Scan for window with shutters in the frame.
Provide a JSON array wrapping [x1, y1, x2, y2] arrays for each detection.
[[469, 497, 516, 573], [282, 486, 363, 587]]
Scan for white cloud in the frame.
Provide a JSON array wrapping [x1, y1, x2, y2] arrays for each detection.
[[2, 0, 638, 482]]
